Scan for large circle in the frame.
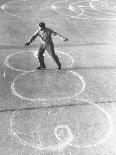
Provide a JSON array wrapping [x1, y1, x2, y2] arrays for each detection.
[[4, 51, 74, 72], [10, 99, 113, 151], [11, 71, 86, 101]]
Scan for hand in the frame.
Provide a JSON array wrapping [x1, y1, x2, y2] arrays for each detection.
[[25, 42, 30, 46], [63, 37, 68, 42]]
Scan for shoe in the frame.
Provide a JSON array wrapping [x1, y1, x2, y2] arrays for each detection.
[[58, 64, 61, 70], [37, 66, 46, 70]]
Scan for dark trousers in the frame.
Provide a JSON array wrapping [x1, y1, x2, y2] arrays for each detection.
[[38, 43, 61, 68]]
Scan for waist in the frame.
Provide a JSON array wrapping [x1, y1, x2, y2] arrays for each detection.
[[41, 40, 53, 45], [40, 38, 53, 44]]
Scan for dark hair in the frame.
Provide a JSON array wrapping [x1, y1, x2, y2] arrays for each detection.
[[39, 22, 45, 28]]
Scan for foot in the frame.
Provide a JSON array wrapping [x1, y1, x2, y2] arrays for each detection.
[[58, 64, 61, 70], [37, 66, 46, 70]]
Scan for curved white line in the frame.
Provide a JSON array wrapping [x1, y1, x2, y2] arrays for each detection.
[[1, 0, 69, 21], [11, 71, 86, 101], [9, 99, 113, 149], [4, 50, 74, 72], [54, 125, 73, 143], [1, 0, 116, 21], [10, 103, 71, 151], [71, 99, 113, 148]]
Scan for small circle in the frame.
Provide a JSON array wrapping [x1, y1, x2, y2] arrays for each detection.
[[4, 51, 74, 72], [54, 125, 73, 143], [10, 99, 113, 151], [11, 71, 86, 101]]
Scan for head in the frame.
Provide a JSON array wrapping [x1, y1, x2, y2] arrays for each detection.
[[39, 22, 45, 30]]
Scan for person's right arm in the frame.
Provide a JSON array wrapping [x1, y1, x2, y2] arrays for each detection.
[[25, 30, 40, 46]]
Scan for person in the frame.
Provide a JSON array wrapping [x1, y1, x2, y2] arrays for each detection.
[[25, 22, 68, 70]]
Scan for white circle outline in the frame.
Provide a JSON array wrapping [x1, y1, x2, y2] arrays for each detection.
[[9, 99, 113, 150], [11, 71, 86, 101], [4, 50, 74, 73], [54, 125, 73, 143]]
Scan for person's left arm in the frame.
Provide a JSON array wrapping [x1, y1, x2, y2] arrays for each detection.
[[52, 30, 68, 42]]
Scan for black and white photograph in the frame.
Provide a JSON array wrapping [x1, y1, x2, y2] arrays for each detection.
[[0, 0, 116, 154]]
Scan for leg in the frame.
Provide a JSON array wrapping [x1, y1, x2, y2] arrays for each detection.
[[46, 44, 61, 70], [37, 45, 46, 69]]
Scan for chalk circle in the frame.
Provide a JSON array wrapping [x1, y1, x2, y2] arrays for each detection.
[[54, 125, 73, 143], [4, 51, 74, 72], [10, 99, 113, 152], [1, 0, 69, 20], [11, 70, 85, 101]]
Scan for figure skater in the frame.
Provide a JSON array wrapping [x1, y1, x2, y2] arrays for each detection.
[[25, 22, 68, 70]]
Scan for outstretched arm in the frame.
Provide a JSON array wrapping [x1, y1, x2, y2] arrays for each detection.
[[25, 31, 40, 46], [53, 31, 68, 42]]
